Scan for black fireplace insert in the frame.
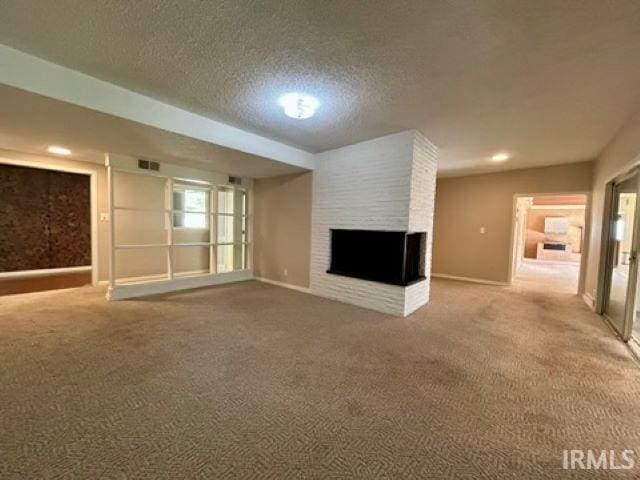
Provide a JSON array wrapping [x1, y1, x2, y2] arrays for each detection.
[[327, 229, 426, 286]]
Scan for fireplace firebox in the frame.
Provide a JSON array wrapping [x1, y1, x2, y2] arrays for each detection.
[[327, 229, 426, 286]]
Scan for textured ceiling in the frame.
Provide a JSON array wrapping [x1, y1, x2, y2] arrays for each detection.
[[1, 0, 640, 175], [0, 85, 305, 178]]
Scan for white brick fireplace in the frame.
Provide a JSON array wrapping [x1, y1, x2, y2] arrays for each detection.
[[310, 130, 438, 316]]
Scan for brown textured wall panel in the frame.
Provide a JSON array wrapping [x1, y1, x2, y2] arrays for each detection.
[[47, 169, 91, 268], [0, 164, 90, 272], [0, 165, 49, 271]]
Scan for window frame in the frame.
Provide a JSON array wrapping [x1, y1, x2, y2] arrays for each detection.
[[172, 185, 210, 230], [215, 186, 249, 273]]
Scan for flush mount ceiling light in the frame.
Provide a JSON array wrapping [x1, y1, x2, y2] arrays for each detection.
[[491, 152, 510, 162], [278, 93, 319, 119], [47, 145, 72, 156]]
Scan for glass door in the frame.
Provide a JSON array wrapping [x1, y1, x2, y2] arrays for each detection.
[[603, 173, 640, 340]]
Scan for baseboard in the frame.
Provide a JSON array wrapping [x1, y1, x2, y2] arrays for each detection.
[[0, 265, 92, 279], [582, 292, 595, 311], [107, 270, 253, 300], [254, 276, 311, 294], [431, 273, 509, 286]]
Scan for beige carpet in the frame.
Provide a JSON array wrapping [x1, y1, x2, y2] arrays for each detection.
[[515, 259, 580, 294], [1, 278, 640, 479]]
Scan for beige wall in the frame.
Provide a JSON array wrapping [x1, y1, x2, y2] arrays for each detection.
[[0, 149, 110, 281], [253, 172, 312, 288], [584, 108, 640, 299], [432, 161, 594, 285]]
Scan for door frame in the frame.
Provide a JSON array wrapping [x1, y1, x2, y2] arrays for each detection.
[[509, 196, 532, 283], [508, 191, 591, 293], [0, 155, 99, 286], [595, 167, 640, 341]]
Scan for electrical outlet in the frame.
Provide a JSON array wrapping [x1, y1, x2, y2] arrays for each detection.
[[479, 226, 486, 234], [284, 269, 288, 277]]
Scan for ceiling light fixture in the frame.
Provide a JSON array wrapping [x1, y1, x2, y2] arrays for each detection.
[[279, 93, 319, 119], [491, 152, 510, 162], [47, 145, 72, 156]]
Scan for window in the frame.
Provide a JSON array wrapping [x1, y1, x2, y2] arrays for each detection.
[[170, 184, 247, 273], [216, 187, 248, 272], [173, 188, 208, 229]]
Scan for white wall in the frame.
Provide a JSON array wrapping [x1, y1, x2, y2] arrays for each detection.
[[405, 133, 438, 314], [310, 130, 438, 316]]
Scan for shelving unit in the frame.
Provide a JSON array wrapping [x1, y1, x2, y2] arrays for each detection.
[[106, 155, 252, 299]]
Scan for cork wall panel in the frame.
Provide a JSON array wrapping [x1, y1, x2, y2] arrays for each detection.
[[47, 169, 91, 268], [0, 164, 90, 272], [0, 165, 49, 271]]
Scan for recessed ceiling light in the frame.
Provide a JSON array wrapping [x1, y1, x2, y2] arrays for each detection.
[[47, 145, 72, 156], [491, 152, 510, 162], [278, 93, 319, 119]]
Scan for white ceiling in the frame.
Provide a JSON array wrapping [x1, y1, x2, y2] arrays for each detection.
[[1, 0, 640, 175], [0, 85, 306, 178]]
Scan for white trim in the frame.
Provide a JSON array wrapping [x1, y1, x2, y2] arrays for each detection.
[[0, 44, 314, 170], [107, 157, 116, 291], [0, 266, 91, 279], [115, 273, 168, 285], [254, 276, 311, 294], [90, 172, 98, 285], [0, 156, 99, 286], [107, 269, 253, 300], [115, 244, 169, 250], [582, 292, 595, 311], [0, 155, 95, 176], [431, 273, 509, 286], [166, 177, 174, 281], [210, 184, 218, 273]]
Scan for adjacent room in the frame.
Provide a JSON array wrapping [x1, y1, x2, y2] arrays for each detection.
[[512, 194, 587, 293], [2, 1, 640, 478]]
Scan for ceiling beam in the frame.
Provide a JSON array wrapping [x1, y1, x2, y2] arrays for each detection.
[[0, 44, 314, 170]]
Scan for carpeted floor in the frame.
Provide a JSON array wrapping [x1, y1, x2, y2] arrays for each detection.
[[1, 277, 640, 479], [515, 259, 580, 294]]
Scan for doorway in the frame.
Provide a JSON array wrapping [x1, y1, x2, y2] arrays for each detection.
[[510, 193, 588, 293], [599, 170, 640, 344]]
